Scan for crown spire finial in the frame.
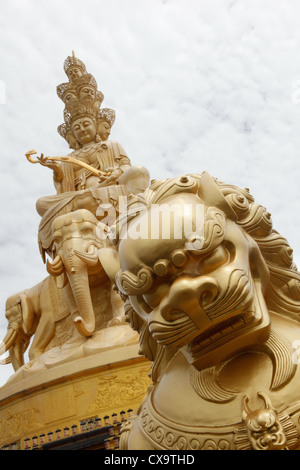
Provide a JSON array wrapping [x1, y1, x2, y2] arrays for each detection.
[[72, 50, 77, 65], [57, 54, 116, 148]]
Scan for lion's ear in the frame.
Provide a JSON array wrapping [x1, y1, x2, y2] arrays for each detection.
[[98, 247, 121, 283], [199, 172, 238, 221]]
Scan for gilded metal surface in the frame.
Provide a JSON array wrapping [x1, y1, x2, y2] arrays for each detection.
[[1, 54, 300, 451], [100, 173, 300, 450]]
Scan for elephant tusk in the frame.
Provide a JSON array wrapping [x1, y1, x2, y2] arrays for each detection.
[[0, 328, 17, 356], [47, 255, 64, 277], [11, 337, 27, 371], [0, 357, 12, 365], [98, 247, 121, 283], [87, 244, 97, 255]]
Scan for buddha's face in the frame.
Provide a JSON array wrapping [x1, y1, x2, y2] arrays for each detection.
[[79, 86, 96, 102], [98, 121, 111, 141], [67, 66, 83, 82], [72, 117, 97, 146], [64, 91, 76, 104]]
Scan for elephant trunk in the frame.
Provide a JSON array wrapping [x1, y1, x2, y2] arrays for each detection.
[[68, 271, 95, 336], [64, 245, 96, 337], [50, 236, 99, 338]]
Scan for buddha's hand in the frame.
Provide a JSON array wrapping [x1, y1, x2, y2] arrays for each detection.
[[37, 154, 63, 182], [99, 168, 122, 184]]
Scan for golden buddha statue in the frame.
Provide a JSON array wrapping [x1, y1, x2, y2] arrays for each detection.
[[26, 53, 150, 260]]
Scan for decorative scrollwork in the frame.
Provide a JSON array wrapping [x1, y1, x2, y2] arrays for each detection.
[[116, 267, 154, 295]]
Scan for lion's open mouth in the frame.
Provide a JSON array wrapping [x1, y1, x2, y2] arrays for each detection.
[[149, 315, 199, 349], [188, 306, 262, 358], [149, 269, 261, 352], [149, 304, 261, 353]]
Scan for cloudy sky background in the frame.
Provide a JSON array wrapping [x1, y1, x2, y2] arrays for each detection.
[[0, 0, 300, 385]]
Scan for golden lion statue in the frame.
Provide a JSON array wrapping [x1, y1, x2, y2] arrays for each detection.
[[99, 172, 300, 450]]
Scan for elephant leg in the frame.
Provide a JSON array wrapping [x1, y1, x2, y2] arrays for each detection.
[[28, 313, 56, 361]]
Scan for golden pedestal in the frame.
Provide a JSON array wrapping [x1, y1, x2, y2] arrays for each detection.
[[0, 344, 151, 450]]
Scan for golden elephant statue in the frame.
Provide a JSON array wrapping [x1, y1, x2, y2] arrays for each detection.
[[99, 172, 300, 450], [0, 210, 125, 373], [0, 275, 70, 370], [46, 208, 125, 338]]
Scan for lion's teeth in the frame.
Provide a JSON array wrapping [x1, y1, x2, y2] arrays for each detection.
[[230, 317, 244, 330], [243, 311, 255, 323], [209, 331, 223, 342]]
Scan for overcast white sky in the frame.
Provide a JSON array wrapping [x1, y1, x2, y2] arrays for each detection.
[[0, 0, 300, 385]]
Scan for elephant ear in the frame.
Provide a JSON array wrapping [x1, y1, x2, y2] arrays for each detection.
[[98, 247, 121, 283]]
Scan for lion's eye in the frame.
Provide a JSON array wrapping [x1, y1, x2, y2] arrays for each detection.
[[198, 245, 230, 274], [143, 283, 170, 309]]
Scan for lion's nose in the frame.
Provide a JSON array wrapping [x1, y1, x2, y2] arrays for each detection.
[[159, 275, 219, 329]]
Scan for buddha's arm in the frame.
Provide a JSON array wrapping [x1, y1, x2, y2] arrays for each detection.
[[26, 150, 64, 193], [118, 155, 132, 173], [53, 171, 63, 194]]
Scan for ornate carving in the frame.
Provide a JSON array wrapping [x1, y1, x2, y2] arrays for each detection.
[[138, 395, 234, 450], [190, 365, 237, 403], [117, 267, 154, 296], [189, 329, 297, 403], [88, 366, 152, 414], [234, 393, 299, 450], [98, 172, 300, 450], [0, 408, 42, 447]]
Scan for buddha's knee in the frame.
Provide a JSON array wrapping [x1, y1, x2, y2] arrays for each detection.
[[73, 192, 97, 213], [132, 165, 150, 180], [121, 165, 150, 193]]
